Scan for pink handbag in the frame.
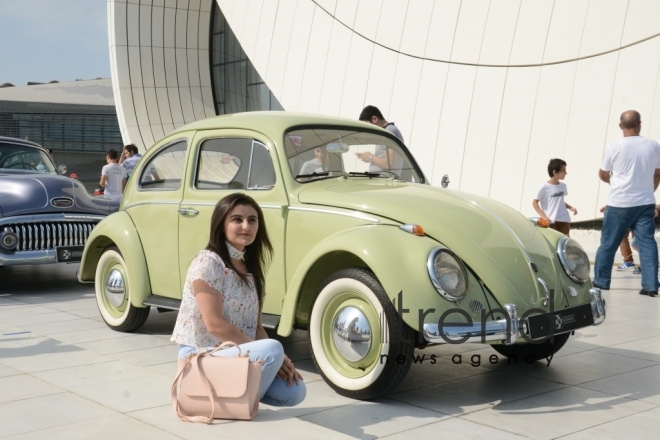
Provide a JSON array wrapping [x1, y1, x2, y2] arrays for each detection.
[[171, 342, 262, 423]]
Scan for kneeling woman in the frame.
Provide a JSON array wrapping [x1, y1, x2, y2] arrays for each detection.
[[171, 193, 305, 406]]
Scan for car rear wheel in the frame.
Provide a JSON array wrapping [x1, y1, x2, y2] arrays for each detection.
[[309, 268, 415, 400], [95, 246, 150, 332], [491, 332, 570, 362]]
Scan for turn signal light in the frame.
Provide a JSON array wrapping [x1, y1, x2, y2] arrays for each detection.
[[399, 224, 425, 236], [529, 217, 549, 228]]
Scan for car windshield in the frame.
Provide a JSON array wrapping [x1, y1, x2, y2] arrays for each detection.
[[285, 128, 424, 183], [0, 142, 56, 174]]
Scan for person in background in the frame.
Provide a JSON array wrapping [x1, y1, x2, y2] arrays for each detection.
[[119, 144, 142, 179], [357, 105, 404, 175], [47, 149, 54, 160], [100, 149, 126, 201], [532, 158, 578, 236], [594, 110, 660, 297], [616, 229, 640, 273]]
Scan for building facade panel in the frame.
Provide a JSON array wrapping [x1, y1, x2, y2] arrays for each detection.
[[408, 60, 448, 180], [542, 0, 590, 63], [507, 0, 553, 66], [298, 8, 333, 114], [398, 0, 434, 59], [478, 0, 520, 66], [489, 67, 541, 211], [110, 0, 660, 220], [459, 67, 508, 198]]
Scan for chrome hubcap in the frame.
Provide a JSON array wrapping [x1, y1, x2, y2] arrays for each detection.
[[105, 269, 125, 307], [332, 306, 372, 362]]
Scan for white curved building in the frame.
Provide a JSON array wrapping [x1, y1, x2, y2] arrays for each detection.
[[109, 0, 660, 219]]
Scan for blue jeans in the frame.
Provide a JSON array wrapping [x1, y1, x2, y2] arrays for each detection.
[[594, 204, 659, 291], [178, 339, 306, 407]]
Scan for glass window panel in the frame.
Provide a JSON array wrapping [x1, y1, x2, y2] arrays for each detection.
[[248, 141, 275, 189], [225, 62, 247, 114], [139, 140, 188, 190], [195, 138, 252, 189], [211, 33, 224, 65]]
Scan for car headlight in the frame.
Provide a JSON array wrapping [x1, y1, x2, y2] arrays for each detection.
[[557, 237, 590, 283], [427, 247, 468, 301]]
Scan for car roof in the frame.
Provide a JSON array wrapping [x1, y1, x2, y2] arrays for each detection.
[[168, 111, 377, 138], [0, 136, 45, 150]]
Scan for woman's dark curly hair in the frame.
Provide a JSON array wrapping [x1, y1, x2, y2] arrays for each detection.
[[206, 193, 273, 304]]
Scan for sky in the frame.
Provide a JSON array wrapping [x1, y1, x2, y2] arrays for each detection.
[[0, 0, 110, 86]]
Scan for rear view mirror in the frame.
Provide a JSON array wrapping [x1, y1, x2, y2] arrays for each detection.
[[57, 164, 67, 175], [326, 143, 350, 153]]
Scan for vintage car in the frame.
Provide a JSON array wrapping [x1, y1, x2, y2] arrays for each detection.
[[78, 112, 606, 399], [0, 136, 118, 267]]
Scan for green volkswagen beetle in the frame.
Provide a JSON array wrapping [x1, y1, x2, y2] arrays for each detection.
[[78, 112, 606, 399]]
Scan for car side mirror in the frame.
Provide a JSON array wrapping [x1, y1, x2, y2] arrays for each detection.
[[57, 164, 67, 175], [441, 174, 450, 188]]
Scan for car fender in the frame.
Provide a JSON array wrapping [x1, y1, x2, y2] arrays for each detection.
[[278, 224, 447, 337], [78, 211, 151, 307]]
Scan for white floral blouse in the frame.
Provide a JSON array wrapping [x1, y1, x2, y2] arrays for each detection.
[[170, 250, 259, 350]]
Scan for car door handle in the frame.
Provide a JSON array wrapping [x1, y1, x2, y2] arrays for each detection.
[[177, 208, 199, 216]]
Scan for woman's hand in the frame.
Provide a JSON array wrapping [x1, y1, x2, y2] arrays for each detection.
[[277, 354, 303, 387]]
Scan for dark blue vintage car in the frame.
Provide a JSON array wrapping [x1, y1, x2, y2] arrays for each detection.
[[0, 136, 119, 267]]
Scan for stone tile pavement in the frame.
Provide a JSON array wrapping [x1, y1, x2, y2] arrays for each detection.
[[0, 254, 659, 439]]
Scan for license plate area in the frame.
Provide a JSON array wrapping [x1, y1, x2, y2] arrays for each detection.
[[55, 246, 85, 263], [527, 303, 593, 340]]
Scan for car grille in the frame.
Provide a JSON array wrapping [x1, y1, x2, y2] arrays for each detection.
[[5, 221, 97, 251]]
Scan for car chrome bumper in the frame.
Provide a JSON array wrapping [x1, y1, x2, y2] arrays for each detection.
[[423, 293, 607, 345], [423, 304, 520, 345], [0, 249, 58, 266]]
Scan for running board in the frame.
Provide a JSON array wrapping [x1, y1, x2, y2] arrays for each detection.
[[262, 314, 280, 329], [142, 295, 181, 311]]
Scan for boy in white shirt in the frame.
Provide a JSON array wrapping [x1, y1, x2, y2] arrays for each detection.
[[532, 158, 578, 236], [100, 149, 126, 201]]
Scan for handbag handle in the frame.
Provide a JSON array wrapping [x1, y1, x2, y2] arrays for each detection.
[[171, 341, 245, 424]]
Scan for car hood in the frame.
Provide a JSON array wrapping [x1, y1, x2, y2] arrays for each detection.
[[298, 180, 560, 309], [0, 173, 115, 217]]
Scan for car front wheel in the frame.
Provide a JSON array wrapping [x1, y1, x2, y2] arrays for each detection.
[[309, 268, 415, 400], [95, 246, 150, 332]]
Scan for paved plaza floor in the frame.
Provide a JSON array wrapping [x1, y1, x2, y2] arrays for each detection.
[[1, 236, 659, 439]]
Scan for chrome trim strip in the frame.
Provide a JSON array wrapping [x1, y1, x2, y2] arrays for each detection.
[[444, 190, 535, 265], [537, 277, 550, 303], [288, 206, 380, 223], [590, 288, 607, 326], [39, 224, 44, 249], [21, 225, 26, 251], [0, 214, 104, 225], [49, 197, 74, 208], [423, 303, 519, 344]]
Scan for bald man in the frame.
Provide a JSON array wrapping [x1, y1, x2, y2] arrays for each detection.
[[594, 110, 660, 297]]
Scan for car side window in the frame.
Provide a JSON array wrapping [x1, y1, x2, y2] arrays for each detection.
[[196, 138, 252, 190], [248, 141, 276, 190], [138, 140, 188, 190]]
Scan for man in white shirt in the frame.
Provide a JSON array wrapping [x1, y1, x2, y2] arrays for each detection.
[[594, 110, 660, 297], [100, 149, 127, 201]]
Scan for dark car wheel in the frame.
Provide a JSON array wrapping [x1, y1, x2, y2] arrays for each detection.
[[95, 245, 150, 332], [309, 268, 415, 400], [492, 332, 570, 362]]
